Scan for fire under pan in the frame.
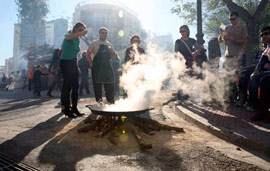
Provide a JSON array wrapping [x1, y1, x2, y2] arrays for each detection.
[[79, 105, 185, 149], [0, 153, 39, 171]]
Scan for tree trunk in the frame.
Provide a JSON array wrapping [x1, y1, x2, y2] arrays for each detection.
[[222, 0, 269, 66], [246, 23, 256, 66]]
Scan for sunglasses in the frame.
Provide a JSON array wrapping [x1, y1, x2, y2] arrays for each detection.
[[132, 39, 140, 42], [100, 32, 107, 34], [180, 30, 187, 33], [229, 18, 237, 21], [260, 32, 270, 37]]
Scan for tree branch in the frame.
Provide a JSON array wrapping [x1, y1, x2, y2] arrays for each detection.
[[253, 0, 269, 22], [222, 0, 253, 23]]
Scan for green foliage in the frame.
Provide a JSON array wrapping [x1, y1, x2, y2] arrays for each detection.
[[171, 0, 197, 23], [260, 3, 270, 27], [15, 0, 49, 23], [22, 44, 54, 60], [171, 0, 270, 38]]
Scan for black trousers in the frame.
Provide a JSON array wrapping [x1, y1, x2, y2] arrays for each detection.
[[60, 60, 79, 109], [93, 83, 114, 103], [256, 76, 270, 118], [238, 66, 255, 102], [79, 75, 90, 95], [47, 74, 62, 95], [28, 79, 33, 91], [33, 82, 41, 96]]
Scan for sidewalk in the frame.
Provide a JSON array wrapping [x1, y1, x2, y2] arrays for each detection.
[[174, 102, 270, 158]]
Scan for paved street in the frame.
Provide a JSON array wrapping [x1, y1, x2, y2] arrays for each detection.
[[0, 90, 269, 171], [175, 102, 270, 157]]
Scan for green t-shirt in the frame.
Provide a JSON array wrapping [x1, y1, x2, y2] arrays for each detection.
[[61, 32, 80, 60]]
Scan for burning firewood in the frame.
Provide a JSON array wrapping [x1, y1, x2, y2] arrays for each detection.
[[129, 123, 153, 150], [80, 105, 185, 150]]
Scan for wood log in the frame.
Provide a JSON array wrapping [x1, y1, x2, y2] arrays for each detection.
[[129, 123, 152, 150], [159, 124, 184, 132], [98, 120, 119, 137], [131, 117, 184, 133], [77, 124, 95, 133], [108, 133, 118, 145]]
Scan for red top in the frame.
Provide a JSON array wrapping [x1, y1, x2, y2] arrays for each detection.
[[28, 68, 34, 79]]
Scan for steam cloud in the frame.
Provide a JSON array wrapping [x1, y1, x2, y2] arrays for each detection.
[[104, 43, 235, 111]]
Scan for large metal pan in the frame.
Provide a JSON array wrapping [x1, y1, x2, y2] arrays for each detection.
[[86, 104, 154, 117]]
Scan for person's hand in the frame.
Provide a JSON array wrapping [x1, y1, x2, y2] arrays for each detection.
[[108, 46, 115, 57], [192, 52, 197, 60], [250, 72, 257, 79], [223, 35, 231, 41]]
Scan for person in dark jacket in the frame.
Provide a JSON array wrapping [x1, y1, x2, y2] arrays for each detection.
[[246, 26, 270, 111], [78, 51, 90, 96], [175, 25, 202, 68], [111, 54, 120, 96], [124, 35, 145, 64], [47, 49, 61, 97], [33, 65, 47, 97]]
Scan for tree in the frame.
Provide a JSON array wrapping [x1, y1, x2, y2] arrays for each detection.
[[22, 44, 54, 68], [171, 0, 270, 65], [15, 0, 49, 46], [15, 0, 48, 23]]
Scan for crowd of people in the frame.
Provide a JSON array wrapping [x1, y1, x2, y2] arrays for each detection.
[[217, 11, 270, 123], [174, 11, 270, 123], [0, 69, 28, 90], [1, 10, 269, 122]]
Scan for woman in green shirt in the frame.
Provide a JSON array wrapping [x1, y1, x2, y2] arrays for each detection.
[[60, 22, 87, 118]]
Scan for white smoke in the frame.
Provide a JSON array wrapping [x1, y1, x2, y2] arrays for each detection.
[[104, 43, 235, 111]]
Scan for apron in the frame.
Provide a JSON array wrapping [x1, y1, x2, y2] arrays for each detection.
[[92, 44, 114, 83]]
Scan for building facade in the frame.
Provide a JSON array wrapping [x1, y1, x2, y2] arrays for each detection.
[[12, 20, 47, 71], [46, 18, 68, 48], [73, 0, 146, 54], [5, 57, 14, 75], [0, 66, 5, 78], [151, 34, 174, 52]]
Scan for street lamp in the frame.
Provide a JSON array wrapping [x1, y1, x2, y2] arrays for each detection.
[[196, 0, 205, 46]]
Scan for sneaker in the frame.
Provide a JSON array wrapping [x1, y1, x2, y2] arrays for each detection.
[[71, 108, 85, 117]]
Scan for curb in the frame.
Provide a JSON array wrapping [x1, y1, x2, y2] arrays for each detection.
[[173, 105, 270, 158]]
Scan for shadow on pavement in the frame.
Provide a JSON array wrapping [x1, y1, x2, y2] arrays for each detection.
[[0, 113, 72, 163], [225, 105, 270, 129], [38, 116, 184, 171], [0, 99, 52, 112], [181, 103, 270, 160]]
